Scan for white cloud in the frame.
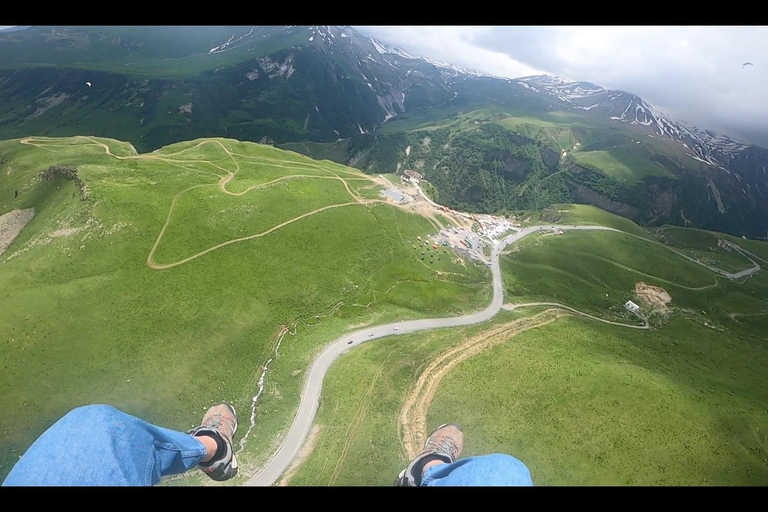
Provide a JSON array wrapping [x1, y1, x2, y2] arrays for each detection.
[[355, 26, 544, 80]]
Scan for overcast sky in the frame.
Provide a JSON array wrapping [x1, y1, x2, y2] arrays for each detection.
[[356, 26, 767, 147]]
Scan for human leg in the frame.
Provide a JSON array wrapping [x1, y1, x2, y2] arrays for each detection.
[[3, 403, 238, 486], [421, 453, 533, 486], [395, 423, 534, 487], [395, 423, 464, 486]]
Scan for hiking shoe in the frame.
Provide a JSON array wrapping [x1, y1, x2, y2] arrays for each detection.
[[189, 403, 238, 481], [395, 423, 463, 486]]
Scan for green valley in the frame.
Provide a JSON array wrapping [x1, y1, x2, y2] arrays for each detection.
[[2, 25, 768, 489]]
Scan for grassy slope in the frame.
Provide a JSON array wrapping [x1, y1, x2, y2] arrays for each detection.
[[285, 310, 537, 486], [430, 316, 768, 485], [289, 312, 768, 486], [382, 105, 691, 180], [0, 26, 313, 79], [0, 136, 491, 480], [573, 144, 673, 183], [654, 225, 757, 273], [501, 230, 718, 323], [538, 203, 651, 238], [288, 222, 768, 486]]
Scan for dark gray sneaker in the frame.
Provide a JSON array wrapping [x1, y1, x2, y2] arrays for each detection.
[[395, 423, 463, 486], [189, 403, 238, 481]]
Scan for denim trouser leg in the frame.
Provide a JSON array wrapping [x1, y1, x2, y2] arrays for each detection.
[[3, 404, 207, 486], [421, 453, 534, 486]]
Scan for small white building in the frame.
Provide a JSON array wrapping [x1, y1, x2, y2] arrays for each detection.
[[624, 300, 640, 314]]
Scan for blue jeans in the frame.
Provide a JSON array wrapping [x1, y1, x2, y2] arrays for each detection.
[[3, 404, 533, 486], [3, 405, 206, 486], [422, 454, 534, 486]]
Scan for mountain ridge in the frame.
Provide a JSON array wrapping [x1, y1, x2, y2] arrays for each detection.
[[0, 25, 766, 238]]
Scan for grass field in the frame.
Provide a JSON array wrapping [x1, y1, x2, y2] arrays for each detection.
[[429, 316, 768, 485], [573, 144, 674, 183], [539, 204, 652, 238], [286, 220, 768, 486], [376, 106, 470, 135], [653, 225, 757, 273], [0, 135, 491, 481], [287, 313, 768, 486], [501, 230, 719, 323]]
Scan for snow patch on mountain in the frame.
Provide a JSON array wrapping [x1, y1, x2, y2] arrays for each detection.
[[366, 37, 491, 79], [518, 74, 756, 171], [369, 38, 389, 55], [208, 26, 255, 54]]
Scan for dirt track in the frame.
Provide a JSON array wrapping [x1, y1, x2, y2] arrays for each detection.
[[20, 137, 386, 270], [399, 309, 566, 459], [0, 208, 34, 257], [399, 300, 649, 459]]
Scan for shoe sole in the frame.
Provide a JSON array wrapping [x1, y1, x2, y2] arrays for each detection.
[[225, 403, 239, 436], [225, 403, 238, 471]]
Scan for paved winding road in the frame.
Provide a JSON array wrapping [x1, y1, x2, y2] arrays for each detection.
[[244, 221, 761, 485], [245, 224, 616, 485]]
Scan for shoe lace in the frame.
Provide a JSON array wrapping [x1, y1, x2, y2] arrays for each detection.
[[428, 435, 459, 460], [205, 412, 236, 436], [205, 413, 223, 429]]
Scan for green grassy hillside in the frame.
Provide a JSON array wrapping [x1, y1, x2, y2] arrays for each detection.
[[0, 136, 490, 481], [288, 312, 768, 486], [429, 316, 768, 485], [653, 225, 759, 273], [537, 203, 651, 237], [306, 103, 766, 240], [0, 26, 313, 79], [573, 144, 673, 183], [287, 217, 768, 486]]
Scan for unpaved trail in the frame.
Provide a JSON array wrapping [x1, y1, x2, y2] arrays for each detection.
[[0, 208, 35, 257], [399, 309, 566, 459], [20, 137, 383, 270], [147, 201, 367, 270], [503, 301, 649, 329], [399, 302, 648, 458]]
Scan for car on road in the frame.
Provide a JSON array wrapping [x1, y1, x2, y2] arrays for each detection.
[[347, 340, 353, 344], [368, 333, 374, 337], [393, 327, 399, 331]]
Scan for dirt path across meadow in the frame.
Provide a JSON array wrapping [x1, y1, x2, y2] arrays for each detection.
[[0, 208, 34, 257], [19, 137, 385, 270]]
